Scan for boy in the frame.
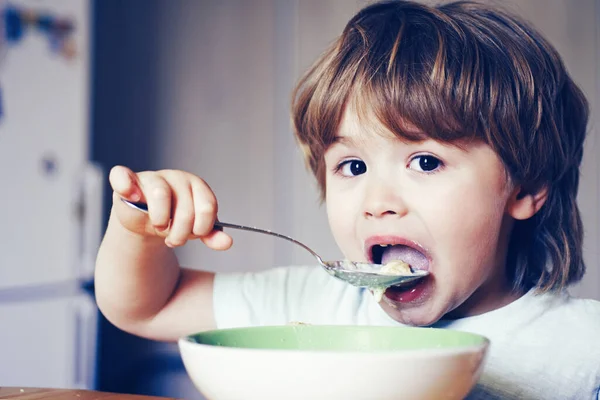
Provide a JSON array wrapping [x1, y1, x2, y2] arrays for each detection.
[[95, 1, 600, 398]]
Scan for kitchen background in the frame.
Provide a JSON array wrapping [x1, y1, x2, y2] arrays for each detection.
[[0, 0, 598, 399]]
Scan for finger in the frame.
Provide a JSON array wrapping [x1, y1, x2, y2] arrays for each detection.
[[165, 183, 196, 247], [200, 229, 233, 251], [109, 165, 143, 202], [190, 177, 219, 236], [137, 173, 172, 232]]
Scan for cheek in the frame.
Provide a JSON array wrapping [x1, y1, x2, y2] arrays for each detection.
[[326, 188, 359, 253], [326, 191, 351, 234], [431, 188, 508, 266]]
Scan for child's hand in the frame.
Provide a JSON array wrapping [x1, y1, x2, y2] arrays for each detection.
[[109, 165, 233, 250]]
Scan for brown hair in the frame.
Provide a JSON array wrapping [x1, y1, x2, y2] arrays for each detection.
[[291, 0, 589, 292]]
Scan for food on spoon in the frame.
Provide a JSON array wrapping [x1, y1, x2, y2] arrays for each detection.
[[334, 259, 417, 302], [379, 260, 413, 276], [371, 287, 386, 303]]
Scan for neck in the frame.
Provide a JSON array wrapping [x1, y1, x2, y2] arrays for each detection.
[[446, 277, 524, 319]]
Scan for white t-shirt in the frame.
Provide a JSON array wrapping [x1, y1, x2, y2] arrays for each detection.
[[213, 265, 600, 399]]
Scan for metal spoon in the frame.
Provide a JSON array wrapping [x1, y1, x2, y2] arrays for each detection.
[[121, 199, 429, 288]]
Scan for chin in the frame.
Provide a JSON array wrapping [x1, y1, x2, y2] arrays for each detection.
[[380, 303, 444, 326]]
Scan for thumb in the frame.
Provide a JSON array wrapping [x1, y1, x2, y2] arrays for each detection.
[[200, 230, 234, 251], [109, 165, 144, 203]]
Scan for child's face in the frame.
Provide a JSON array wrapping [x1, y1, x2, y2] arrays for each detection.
[[324, 106, 521, 326]]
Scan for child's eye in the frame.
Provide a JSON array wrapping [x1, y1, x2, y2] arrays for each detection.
[[408, 155, 443, 173], [337, 159, 367, 176]]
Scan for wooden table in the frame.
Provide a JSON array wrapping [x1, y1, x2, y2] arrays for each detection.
[[0, 388, 183, 399]]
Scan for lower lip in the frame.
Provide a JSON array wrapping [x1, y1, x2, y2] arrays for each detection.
[[383, 276, 430, 303]]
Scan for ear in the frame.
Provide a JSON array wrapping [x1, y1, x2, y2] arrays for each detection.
[[507, 185, 548, 220]]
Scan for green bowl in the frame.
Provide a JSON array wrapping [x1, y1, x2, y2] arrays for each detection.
[[179, 325, 489, 400]]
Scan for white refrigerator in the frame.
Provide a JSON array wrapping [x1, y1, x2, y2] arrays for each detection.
[[0, 0, 101, 390]]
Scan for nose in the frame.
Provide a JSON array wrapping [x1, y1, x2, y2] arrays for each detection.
[[363, 179, 408, 219]]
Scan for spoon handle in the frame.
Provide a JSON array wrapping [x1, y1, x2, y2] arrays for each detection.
[[120, 198, 324, 263]]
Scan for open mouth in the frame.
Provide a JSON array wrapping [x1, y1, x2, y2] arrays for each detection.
[[370, 243, 430, 271], [369, 241, 432, 304]]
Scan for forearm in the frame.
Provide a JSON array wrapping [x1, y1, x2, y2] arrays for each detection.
[[95, 207, 180, 329]]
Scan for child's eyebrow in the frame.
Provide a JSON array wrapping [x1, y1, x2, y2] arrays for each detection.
[[331, 135, 375, 146], [331, 135, 354, 145]]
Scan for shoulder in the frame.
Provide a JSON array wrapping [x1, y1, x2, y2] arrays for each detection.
[[460, 289, 600, 360], [213, 265, 369, 328], [214, 265, 343, 293], [254, 265, 367, 308], [468, 291, 600, 399], [506, 290, 600, 364], [542, 291, 600, 335]]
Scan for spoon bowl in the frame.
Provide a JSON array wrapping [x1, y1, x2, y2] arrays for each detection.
[[322, 261, 429, 287], [121, 199, 429, 288]]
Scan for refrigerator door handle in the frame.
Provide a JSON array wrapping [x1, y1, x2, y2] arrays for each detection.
[[74, 162, 104, 282]]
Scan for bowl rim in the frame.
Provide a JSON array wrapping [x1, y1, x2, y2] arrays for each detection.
[[178, 325, 490, 357]]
